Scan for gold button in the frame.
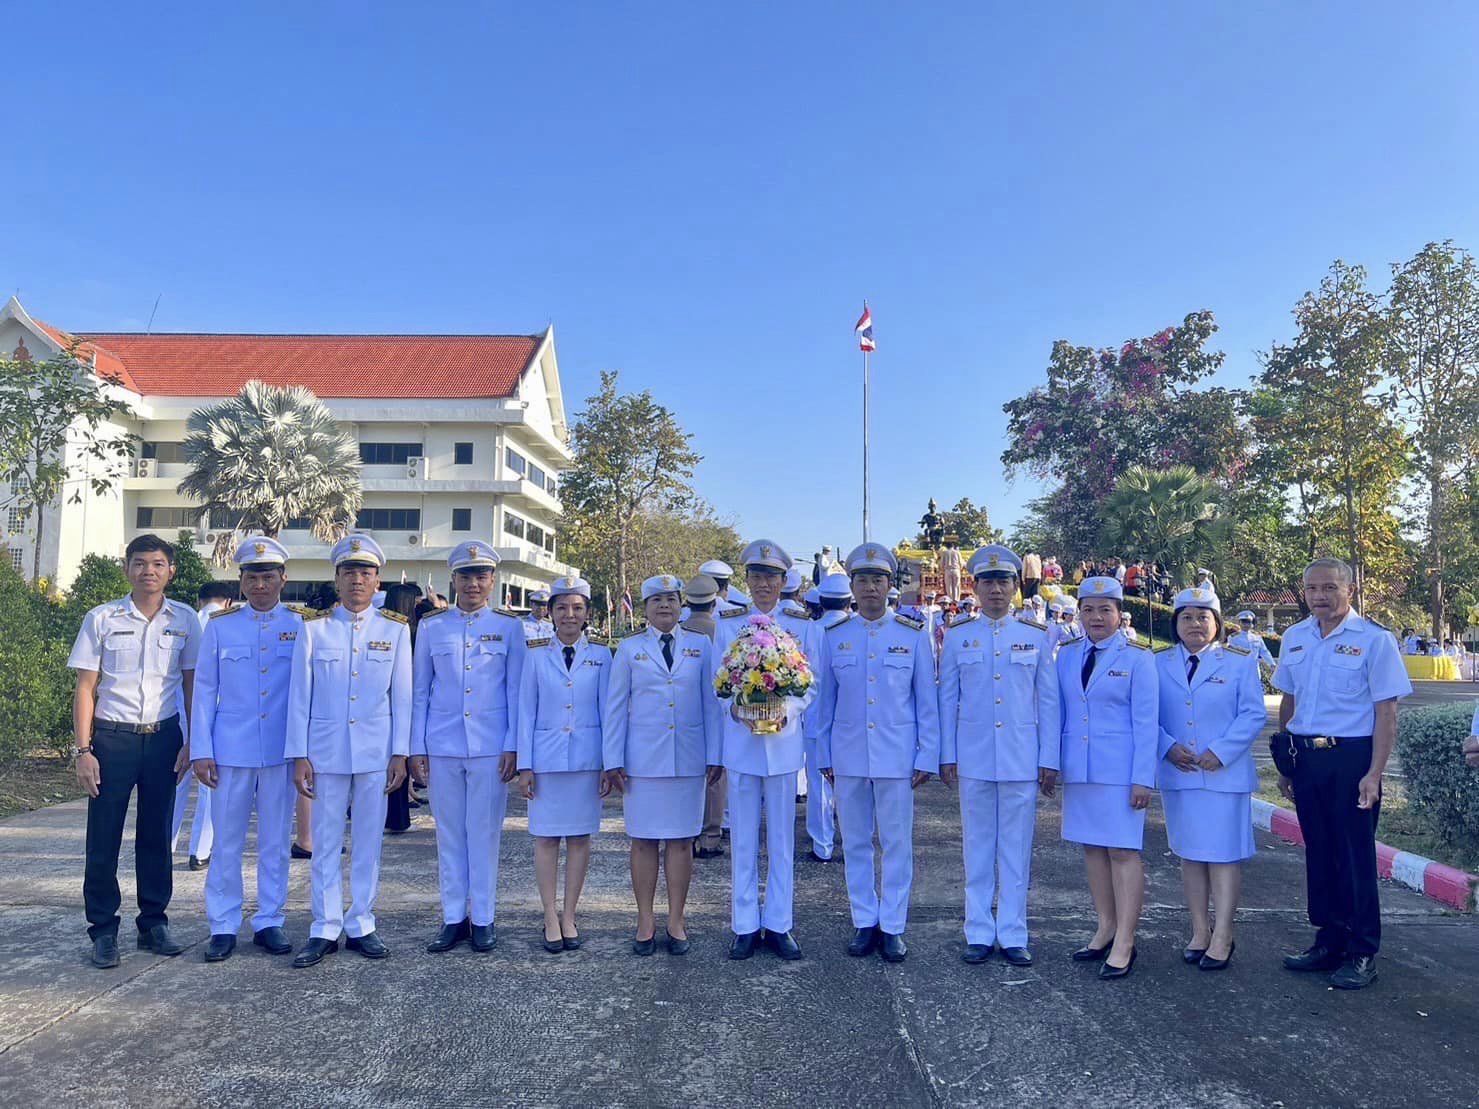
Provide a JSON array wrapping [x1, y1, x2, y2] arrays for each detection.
[[261, 667, 268, 674], [1083, 715, 1089, 722], [564, 726, 571, 732], [995, 697, 1002, 704], [465, 711, 471, 717], [565, 704, 572, 710], [349, 718, 356, 724], [260, 689, 268, 697], [1188, 721, 1195, 727], [668, 724, 674, 730], [869, 653, 876, 660], [260, 646, 267, 652], [260, 712, 267, 719], [996, 722, 1003, 729], [353, 647, 359, 653], [466, 688, 472, 694], [567, 681, 573, 688], [995, 651, 1001, 657], [668, 702, 674, 708], [868, 722, 875, 729], [868, 698, 875, 705], [994, 674, 1002, 681], [350, 695, 357, 701], [465, 665, 472, 671], [352, 670, 358, 677], [1185, 699, 1192, 706], [868, 676, 876, 683]]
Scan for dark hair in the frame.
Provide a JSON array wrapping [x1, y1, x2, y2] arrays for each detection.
[[382, 583, 420, 621], [1172, 605, 1223, 645], [198, 581, 239, 604], [821, 595, 851, 612], [125, 534, 175, 563], [307, 583, 339, 611]]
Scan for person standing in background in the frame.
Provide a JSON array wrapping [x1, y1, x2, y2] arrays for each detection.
[[1021, 551, 1042, 600], [172, 580, 236, 870]]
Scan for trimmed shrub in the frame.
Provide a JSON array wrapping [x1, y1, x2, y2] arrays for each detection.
[[0, 563, 74, 761], [1396, 703, 1479, 859]]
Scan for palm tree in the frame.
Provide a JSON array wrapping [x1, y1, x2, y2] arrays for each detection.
[[1100, 464, 1221, 585], [177, 381, 362, 562]]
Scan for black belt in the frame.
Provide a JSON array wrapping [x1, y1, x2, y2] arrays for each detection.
[[95, 715, 179, 735], [1290, 733, 1371, 751]]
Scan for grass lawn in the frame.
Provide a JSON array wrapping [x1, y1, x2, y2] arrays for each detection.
[[0, 754, 84, 821], [1255, 763, 1479, 875]]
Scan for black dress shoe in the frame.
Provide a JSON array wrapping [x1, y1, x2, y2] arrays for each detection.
[[1182, 947, 1208, 965], [767, 930, 803, 961], [346, 932, 389, 959], [541, 929, 565, 954], [1000, 946, 1034, 967], [1283, 944, 1344, 973], [204, 934, 236, 962], [427, 919, 471, 953], [562, 933, 583, 951], [665, 930, 690, 956], [252, 927, 293, 955], [1099, 947, 1137, 979], [961, 943, 993, 965], [1071, 938, 1115, 962], [1199, 941, 1236, 972], [729, 930, 760, 960], [292, 937, 338, 968], [633, 934, 657, 956], [879, 931, 907, 963], [188, 854, 208, 871], [290, 842, 312, 860], [137, 925, 184, 956], [847, 926, 879, 957], [1329, 955, 1378, 990], [470, 924, 497, 952], [91, 934, 120, 969]]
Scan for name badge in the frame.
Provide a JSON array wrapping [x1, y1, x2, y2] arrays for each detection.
[[1288, 644, 1305, 654], [1334, 644, 1363, 657], [583, 658, 604, 668], [368, 640, 392, 652], [683, 648, 702, 658], [163, 628, 189, 638], [1107, 669, 1129, 678], [1207, 676, 1226, 685], [1011, 644, 1036, 652], [480, 634, 502, 642], [887, 646, 910, 655], [279, 631, 297, 642]]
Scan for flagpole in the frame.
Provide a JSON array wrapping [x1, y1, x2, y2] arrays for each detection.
[[862, 345, 871, 542]]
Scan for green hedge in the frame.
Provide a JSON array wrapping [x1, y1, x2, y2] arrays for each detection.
[[0, 563, 75, 763], [1396, 703, 1479, 860]]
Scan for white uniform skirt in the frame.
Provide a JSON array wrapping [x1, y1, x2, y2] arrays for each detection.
[[1061, 783, 1146, 850], [1163, 789, 1255, 863], [623, 775, 705, 840], [527, 771, 602, 837]]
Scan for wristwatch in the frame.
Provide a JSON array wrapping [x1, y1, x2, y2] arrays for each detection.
[[72, 745, 95, 760]]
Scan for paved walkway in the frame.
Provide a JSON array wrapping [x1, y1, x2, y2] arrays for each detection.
[[1, 765, 1476, 1107]]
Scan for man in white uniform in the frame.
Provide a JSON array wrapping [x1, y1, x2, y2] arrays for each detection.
[[700, 558, 752, 609], [409, 541, 525, 954], [522, 588, 554, 642], [190, 538, 303, 962], [286, 534, 412, 967], [172, 581, 234, 869], [1228, 610, 1277, 670], [801, 573, 852, 863]]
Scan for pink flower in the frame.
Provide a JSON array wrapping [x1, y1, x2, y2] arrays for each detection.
[[753, 632, 776, 648], [762, 673, 777, 691]]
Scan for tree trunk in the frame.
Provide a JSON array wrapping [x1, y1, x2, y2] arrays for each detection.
[[616, 524, 629, 631], [1429, 468, 1444, 640], [30, 502, 44, 584]]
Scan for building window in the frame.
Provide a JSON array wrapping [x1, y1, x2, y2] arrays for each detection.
[[135, 506, 195, 529], [359, 443, 423, 466], [503, 512, 525, 540], [454, 442, 474, 466], [284, 517, 312, 530], [5, 508, 20, 533], [528, 461, 549, 490], [545, 533, 556, 554], [452, 508, 472, 531], [546, 474, 558, 495], [355, 508, 422, 530], [504, 447, 526, 477], [141, 441, 187, 463], [9, 549, 22, 572], [526, 522, 546, 548]]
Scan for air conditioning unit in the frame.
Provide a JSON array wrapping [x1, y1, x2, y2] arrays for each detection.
[[406, 456, 427, 479], [135, 458, 157, 478]]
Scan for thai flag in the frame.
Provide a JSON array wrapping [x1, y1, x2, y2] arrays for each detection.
[[620, 590, 633, 615], [855, 304, 876, 352]]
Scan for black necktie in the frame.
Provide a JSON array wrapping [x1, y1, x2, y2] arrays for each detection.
[[660, 632, 674, 669], [1186, 654, 1199, 683], [1081, 645, 1098, 690], [563, 645, 575, 671]]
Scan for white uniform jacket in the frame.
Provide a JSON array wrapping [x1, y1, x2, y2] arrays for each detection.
[[411, 605, 526, 758], [1155, 644, 1263, 793], [516, 634, 611, 773], [1055, 631, 1159, 789], [602, 625, 721, 776], [191, 603, 305, 767]]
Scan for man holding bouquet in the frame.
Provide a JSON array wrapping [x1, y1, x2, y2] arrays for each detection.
[[712, 539, 819, 961], [814, 543, 940, 963]]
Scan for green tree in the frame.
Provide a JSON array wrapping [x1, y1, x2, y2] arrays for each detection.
[[0, 346, 134, 582], [914, 497, 1001, 550], [1386, 241, 1479, 638], [1100, 465, 1221, 583], [177, 381, 361, 562], [167, 532, 218, 606], [58, 553, 131, 634], [0, 561, 72, 762], [558, 370, 702, 606]]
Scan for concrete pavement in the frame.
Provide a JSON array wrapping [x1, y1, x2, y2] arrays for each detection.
[[1, 769, 1476, 1108]]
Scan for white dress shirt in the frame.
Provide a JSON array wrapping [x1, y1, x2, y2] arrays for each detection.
[[68, 595, 201, 724]]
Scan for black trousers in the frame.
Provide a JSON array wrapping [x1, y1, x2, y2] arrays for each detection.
[[1290, 737, 1381, 957], [83, 717, 183, 940], [385, 776, 411, 832]]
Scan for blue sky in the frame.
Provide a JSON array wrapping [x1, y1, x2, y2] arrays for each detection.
[[9, 2, 1479, 565]]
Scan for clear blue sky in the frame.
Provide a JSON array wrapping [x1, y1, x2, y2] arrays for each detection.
[[9, 3, 1479, 566]]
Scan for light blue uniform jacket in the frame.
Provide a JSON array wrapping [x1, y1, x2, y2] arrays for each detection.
[[602, 625, 721, 776], [410, 605, 526, 758], [191, 603, 304, 767], [1055, 631, 1159, 789], [1155, 644, 1263, 793], [516, 635, 611, 773]]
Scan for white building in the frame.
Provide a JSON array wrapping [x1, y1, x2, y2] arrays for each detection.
[[0, 296, 576, 607]]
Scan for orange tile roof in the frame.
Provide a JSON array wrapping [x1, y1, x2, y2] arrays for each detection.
[[32, 319, 139, 391], [42, 328, 543, 399]]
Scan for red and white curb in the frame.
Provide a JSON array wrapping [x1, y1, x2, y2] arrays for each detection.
[[1251, 799, 1477, 912]]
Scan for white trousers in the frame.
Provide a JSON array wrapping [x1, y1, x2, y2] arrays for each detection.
[[309, 771, 388, 941], [171, 774, 214, 858], [429, 755, 508, 927], [960, 777, 1038, 947], [802, 736, 836, 858], [728, 771, 796, 934], [204, 763, 294, 935], [834, 775, 915, 934]]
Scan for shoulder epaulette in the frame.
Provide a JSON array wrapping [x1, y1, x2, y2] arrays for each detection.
[[948, 612, 975, 628], [379, 608, 409, 625], [1062, 634, 1084, 646], [783, 604, 811, 620], [495, 607, 519, 619], [526, 637, 551, 648], [419, 607, 451, 621], [1225, 644, 1251, 656], [719, 605, 751, 619], [1367, 616, 1390, 631], [1153, 644, 1174, 654], [824, 612, 855, 632], [894, 613, 924, 631], [1016, 616, 1048, 631], [208, 604, 241, 620], [589, 635, 616, 649], [301, 608, 330, 621], [1125, 639, 1149, 650], [621, 626, 645, 639], [284, 604, 313, 619]]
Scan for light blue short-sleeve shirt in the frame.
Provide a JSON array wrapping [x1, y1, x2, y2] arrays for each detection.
[[1272, 610, 1412, 736]]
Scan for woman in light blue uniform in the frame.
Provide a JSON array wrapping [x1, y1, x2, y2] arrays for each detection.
[[1156, 586, 1263, 971], [516, 576, 611, 953], [1051, 576, 1158, 979]]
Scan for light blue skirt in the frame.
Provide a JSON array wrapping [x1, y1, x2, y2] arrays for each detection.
[[1163, 789, 1255, 863], [1061, 783, 1146, 850], [624, 775, 705, 840], [527, 770, 602, 837]]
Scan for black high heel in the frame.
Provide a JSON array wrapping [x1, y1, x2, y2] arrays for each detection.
[[1071, 937, 1116, 962], [541, 925, 564, 954], [1099, 946, 1137, 980], [1199, 941, 1236, 971]]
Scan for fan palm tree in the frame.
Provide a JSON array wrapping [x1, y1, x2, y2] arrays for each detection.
[[1100, 464, 1221, 585], [177, 381, 362, 563]]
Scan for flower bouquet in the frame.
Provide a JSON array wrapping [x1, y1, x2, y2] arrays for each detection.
[[714, 614, 814, 735]]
